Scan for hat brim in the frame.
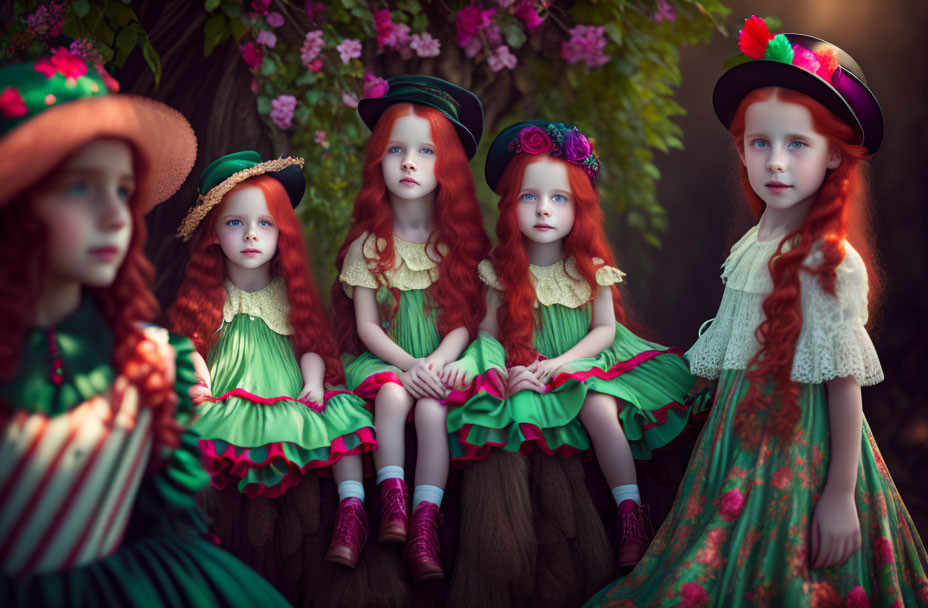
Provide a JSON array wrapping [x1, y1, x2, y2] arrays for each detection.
[[712, 60, 883, 154], [0, 94, 196, 210], [268, 163, 306, 209]]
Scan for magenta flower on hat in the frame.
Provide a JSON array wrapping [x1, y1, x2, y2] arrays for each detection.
[[518, 125, 552, 155], [0, 87, 28, 118], [362, 73, 389, 99], [34, 47, 88, 81], [564, 130, 591, 163]]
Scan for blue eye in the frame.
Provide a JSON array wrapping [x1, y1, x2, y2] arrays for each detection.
[[750, 139, 769, 149], [117, 186, 132, 201], [419, 147, 435, 156], [259, 220, 273, 227], [519, 193, 536, 202], [67, 182, 88, 197], [225, 219, 242, 227], [388, 146, 403, 154], [552, 194, 568, 203], [787, 140, 806, 150]]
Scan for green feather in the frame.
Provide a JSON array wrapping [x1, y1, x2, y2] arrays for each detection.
[[764, 34, 795, 64]]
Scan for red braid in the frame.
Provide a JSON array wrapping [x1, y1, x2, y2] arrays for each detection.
[[492, 154, 627, 367], [729, 87, 878, 441]]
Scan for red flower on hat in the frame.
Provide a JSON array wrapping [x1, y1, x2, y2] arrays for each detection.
[[34, 47, 88, 81], [738, 15, 774, 60], [94, 62, 120, 93], [0, 87, 28, 118]]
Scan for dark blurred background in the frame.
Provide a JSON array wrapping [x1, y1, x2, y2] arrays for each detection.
[[621, 0, 928, 537]]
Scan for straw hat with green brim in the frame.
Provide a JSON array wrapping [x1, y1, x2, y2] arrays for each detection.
[[176, 151, 305, 241], [713, 16, 883, 155], [0, 48, 197, 210], [357, 75, 484, 160]]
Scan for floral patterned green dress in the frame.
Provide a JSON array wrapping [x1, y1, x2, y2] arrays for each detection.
[[447, 258, 698, 463], [194, 278, 375, 498], [586, 226, 928, 607]]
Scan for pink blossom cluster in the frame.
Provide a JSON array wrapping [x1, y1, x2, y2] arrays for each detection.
[[26, 2, 67, 37], [304, 1, 325, 24], [250, 0, 270, 16], [301, 30, 324, 72], [561, 24, 610, 68], [514, 1, 544, 32], [455, 4, 498, 57], [34, 47, 88, 81], [266, 12, 284, 28], [409, 33, 441, 58], [240, 42, 264, 69], [372, 9, 411, 52], [336, 38, 362, 64], [362, 73, 389, 99], [68, 37, 102, 64], [341, 92, 359, 108], [314, 130, 330, 149], [255, 30, 277, 48], [652, 0, 675, 22], [270, 94, 297, 130], [487, 45, 517, 71]]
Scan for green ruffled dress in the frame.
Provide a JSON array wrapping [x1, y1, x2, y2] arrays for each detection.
[[0, 295, 291, 607], [586, 230, 928, 606], [448, 258, 697, 463], [338, 232, 484, 406], [194, 278, 375, 498]]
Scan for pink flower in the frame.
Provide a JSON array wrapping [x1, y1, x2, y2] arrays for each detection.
[[269, 94, 297, 130], [496, 0, 517, 7], [561, 24, 609, 68], [718, 488, 745, 521], [410, 33, 441, 58], [266, 11, 284, 27], [94, 62, 120, 93], [680, 581, 710, 608], [363, 73, 389, 99], [487, 45, 517, 71], [770, 466, 793, 490], [300, 30, 324, 67], [250, 0, 270, 15], [515, 1, 544, 32], [873, 537, 894, 566], [255, 30, 277, 48], [455, 4, 496, 48], [652, 0, 675, 22], [250, 80, 259, 94], [845, 586, 870, 608], [239, 42, 264, 69], [564, 130, 591, 162], [372, 9, 411, 51], [518, 125, 552, 155], [26, 2, 66, 37], [314, 129, 330, 149], [305, 1, 324, 23], [34, 47, 88, 81], [341, 92, 359, 108], [0, 87, 28, 118], [337, 38, 362, 64], [68, 37, 102, 64], [307, 59, 322, 73]]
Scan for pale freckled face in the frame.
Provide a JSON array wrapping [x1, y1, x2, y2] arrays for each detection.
[[516, 157, 575, 245], [215, 186, 279, 271], [381, 111, 439, 201], [30, 138, 135, 288], [739, 96, 841, 211]]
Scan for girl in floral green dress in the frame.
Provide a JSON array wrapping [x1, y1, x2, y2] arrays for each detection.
[[446, 120, 699, 568], [587, 17, 928, 607]]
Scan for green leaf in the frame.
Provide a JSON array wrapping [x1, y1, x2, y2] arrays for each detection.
[[498, 18, 527, 49], [106, 2, 137, 28], [93, 22, 116, 46], [73, 0, 91, 18], [229, 16, 248, 41], [605, 22, 623, 46], [720, 51, 751, 71], [204, 0, 220, 11], [763, 16, 782, 32], [140, 38, 162, 86], [260, 59, 277, 76], [113, 27, 138, 66], [97, 44, 114, 63], [295, 70, 319, 86], [340, 0, 356, 9], [411, 13, 428, 33], [304, 88, 323, 105], [221, 3, 242, 17], [203, 13, 230, 56], [85, 6, 104, 33], [257, 95, 271, 114]]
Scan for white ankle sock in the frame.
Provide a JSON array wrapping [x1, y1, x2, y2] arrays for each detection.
[[376, 465, 404, 485], [412, 484, 444, 510], [337, 480, 365, 502], [611, 484, 641, 506]]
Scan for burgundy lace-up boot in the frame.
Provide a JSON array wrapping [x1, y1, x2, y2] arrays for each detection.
[[378, 478, 409, 543], [404, 501, 443, 582], [616, 499, 654, 568], [325, 497, 368, 568]]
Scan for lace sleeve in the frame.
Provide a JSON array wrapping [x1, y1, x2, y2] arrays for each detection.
[[792, 243, 883, 385], [339, 233, 379, 297]]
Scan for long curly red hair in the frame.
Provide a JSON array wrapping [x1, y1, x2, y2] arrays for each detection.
[[492, 154, 627, 367], [331, 102, 490, 354], [167, 175, 344, 385], [729, 87, 879, 441], [0, 158, 181, 450]]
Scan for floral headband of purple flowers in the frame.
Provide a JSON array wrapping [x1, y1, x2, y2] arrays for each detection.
[[508, 122, 602, 182]]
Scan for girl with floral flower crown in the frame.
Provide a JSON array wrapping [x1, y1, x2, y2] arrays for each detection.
[[167, 151, 377, 569], [587, 17, 928, 607], [0, 52, 290, 606], [446, 120, 700, 569], [331, 75, 490, 582]]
